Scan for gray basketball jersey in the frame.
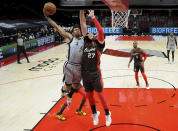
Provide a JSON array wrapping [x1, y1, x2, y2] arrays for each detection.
[[168, 36, 176, 46], [67, 37, 84, 64]]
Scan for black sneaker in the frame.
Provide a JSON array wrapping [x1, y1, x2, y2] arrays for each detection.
[[17, 62, 22, 64]]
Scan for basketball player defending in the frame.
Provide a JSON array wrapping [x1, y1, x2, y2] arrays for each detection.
[[80, 10, 111, 126], [167, 32, 178, 64], [128, 41, 149, 89], [43, 9, 87, 120]]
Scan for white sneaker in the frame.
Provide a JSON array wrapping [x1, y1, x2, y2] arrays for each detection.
[[146, 84, 150, 90], [168, 61, 171, 64], [105, 112, 112, 126], [136, 84, 140, 88], [146, 87, 150, 90], [92, 111, 100, 126]]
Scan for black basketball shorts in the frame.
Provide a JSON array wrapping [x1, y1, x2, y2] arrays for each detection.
[[82, 71, 103, 92]]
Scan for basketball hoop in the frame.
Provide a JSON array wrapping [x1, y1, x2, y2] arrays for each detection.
[[102, 0, 130, 29], [132, 10, 138, 18]]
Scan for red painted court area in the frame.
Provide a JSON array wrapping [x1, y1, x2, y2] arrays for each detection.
[[33, 88, 178, 131], [116, 36, 154, 41]]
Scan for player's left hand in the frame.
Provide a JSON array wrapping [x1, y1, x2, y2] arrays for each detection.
[[88, 10, 95, 19], [43, 8, 49, 17]]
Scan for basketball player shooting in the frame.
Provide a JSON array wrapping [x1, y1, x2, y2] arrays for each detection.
[[43, 3, 87, 121], [80, 10, 112, 126], [128, 41, 149, 89], [167, 32, 178, 64]]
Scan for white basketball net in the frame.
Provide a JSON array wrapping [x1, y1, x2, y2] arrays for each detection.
[[111, 10, 130, 30]]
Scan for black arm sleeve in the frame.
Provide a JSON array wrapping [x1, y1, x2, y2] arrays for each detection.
[[97, 41, 105, 53]]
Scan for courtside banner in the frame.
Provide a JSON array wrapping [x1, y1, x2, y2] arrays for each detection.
[[0, 44, 16, 56], [26, 35, 54, 48], [0, 49, 3, 59], [0, 35, 55, 58], [150, 27, 178, 34], [37, 35, 55, 47], [87, 27, 123, 34], [25, 39, 38, 49]]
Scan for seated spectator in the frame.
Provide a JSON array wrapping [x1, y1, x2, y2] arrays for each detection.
[[22, 35, 28, 41], [35, 32, 40, 38], [29, 33, 35, 40]]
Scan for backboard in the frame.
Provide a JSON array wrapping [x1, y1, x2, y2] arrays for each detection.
[[58, 0, 178, 10]]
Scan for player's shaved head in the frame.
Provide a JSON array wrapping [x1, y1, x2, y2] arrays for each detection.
[[170, 32, 174, 36], [133, 41, 138, 48], [133, 41, 138, 44]]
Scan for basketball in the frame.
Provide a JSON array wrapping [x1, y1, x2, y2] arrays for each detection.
[[43, 2, 56, 15]]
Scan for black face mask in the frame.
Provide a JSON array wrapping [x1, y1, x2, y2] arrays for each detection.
[[85, 36, 93, 43]]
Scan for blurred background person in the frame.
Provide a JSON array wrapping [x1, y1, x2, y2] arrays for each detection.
[[17, 33, 30, 64]]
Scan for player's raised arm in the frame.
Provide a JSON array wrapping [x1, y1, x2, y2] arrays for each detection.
[[43, 9, 72, 41], [88, 10, 104, 44], [80, 10, 87, 36]]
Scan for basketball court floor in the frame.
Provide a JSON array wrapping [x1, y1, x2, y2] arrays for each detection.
[[0, 36, 178, 131]]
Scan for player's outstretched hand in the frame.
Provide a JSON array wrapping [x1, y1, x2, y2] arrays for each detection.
[[88, 10, 95, 19]]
